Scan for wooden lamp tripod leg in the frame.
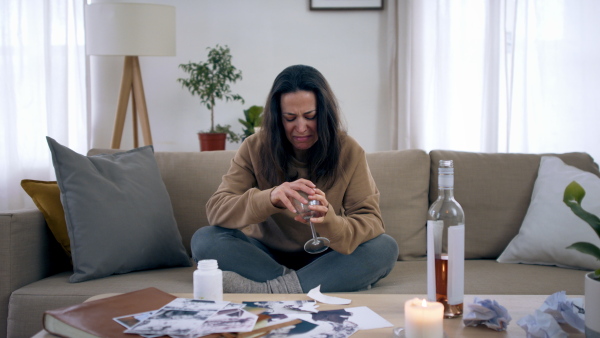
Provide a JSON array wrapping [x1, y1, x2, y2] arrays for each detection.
[[110, 55, 153, 149], [111, 57, 133, 149], [131, 56, 153, 146]]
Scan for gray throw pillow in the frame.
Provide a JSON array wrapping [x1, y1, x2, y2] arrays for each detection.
[[47, 137, 191, 283]]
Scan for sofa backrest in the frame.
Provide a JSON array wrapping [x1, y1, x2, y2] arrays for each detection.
[[153, 151, 237, 256], [88, 148, 600, 263], [429, 150, 600, 260], [366, 150, 430, 260]]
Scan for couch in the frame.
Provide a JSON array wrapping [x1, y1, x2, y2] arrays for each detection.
[[1, 148, 598, 337]]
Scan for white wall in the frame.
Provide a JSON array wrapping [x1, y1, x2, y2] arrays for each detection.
[[89, 0, 392, 152]]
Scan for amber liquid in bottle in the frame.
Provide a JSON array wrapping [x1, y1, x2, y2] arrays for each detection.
[[435, 254, 463, 318], [428, 160, 465, 319]]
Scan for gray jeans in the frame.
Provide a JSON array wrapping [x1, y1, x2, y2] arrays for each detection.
[[191, 226, 399, 292]]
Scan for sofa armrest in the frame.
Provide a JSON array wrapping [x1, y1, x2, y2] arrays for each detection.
[[1, 209, 71, 336], [0, 209, 70, 302]]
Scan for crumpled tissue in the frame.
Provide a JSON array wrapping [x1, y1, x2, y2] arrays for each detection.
[[517, 291, 585, 337], [517, 310, 568, 338], [538, 291, 585, 333], [463, 297, 512, 331]]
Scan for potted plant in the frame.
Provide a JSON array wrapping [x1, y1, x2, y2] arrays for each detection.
[[563, 181, 600, 337], [239, 105, 264, 141], [178, 45, 244, 151]]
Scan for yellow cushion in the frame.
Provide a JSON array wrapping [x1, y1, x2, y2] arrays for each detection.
[[20, 179, 71, 257]]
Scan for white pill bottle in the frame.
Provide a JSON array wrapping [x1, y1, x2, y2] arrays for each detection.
[[193, 259, 223, 301]]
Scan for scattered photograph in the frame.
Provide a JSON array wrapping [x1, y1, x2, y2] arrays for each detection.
[[125, 298, 229, 336], [115, 298, 389, 338], [114, 310, 156, 329], [261, 319, 319, 338], [338, 306, 393, 330], [246, 308, 358, 338], [263, 313, 357, 338], [194, 306, 259, 336], [242, 300, 318, 314], [113, 310, 162, 338], [274, 306, 391, 337]]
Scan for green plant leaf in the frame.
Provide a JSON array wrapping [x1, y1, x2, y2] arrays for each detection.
[[239, 105, 264, 138], [563, 181, 600, 271], [563, 181, 600, 239], [246, 105, 264, 126], [238, 119, 251, 129], [564, 181, 586, 204], [566, 242, 600, 261]]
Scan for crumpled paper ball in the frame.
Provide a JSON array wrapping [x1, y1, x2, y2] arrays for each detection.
[[538, 291, 585, 333], [517, 310, 568, 338], [517, 291, 585, 337], [463, 297, 512, 331]]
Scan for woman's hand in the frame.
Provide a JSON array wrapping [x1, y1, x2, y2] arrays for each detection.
[[293, 188, 329, 224], [270, 179, 316, 213], [270, 180, 329, 221]]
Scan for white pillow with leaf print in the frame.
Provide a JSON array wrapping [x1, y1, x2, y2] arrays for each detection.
[[497, 156, 600, 271]]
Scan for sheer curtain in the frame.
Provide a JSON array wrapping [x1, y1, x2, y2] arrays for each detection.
[[389, 0, 600, 162], [0, 0, 88, 211]]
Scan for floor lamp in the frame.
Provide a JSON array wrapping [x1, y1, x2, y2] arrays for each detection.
[[85, 3, 176, 149]]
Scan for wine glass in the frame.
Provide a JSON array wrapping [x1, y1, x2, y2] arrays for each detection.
[[293, 191, 330, 254]]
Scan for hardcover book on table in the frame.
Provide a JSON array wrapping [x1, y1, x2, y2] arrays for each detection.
[[42, 287, 176, 338]]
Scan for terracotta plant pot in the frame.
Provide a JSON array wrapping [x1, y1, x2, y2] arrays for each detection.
[[198, 133, 226, 151], [586, 272, 600, 337]]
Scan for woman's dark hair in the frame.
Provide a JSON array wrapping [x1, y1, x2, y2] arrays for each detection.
[[258, 65, 345, 189]]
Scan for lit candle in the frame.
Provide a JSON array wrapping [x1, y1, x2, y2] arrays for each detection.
[[404, 298, 444, 338]]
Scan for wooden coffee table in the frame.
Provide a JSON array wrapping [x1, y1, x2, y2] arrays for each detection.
[[34, 293, 585, 337]]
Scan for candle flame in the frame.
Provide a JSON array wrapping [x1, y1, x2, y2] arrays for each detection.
[[422, 299, 427, 307]]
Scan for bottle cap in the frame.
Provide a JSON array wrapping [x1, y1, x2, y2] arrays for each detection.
[[198, 259, 218, 270]]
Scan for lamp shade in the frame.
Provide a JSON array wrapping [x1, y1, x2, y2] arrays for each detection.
[[85, 3, 175, 56]]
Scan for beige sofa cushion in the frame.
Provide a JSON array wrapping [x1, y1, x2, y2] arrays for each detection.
[[429, 150, 600, 259], [147, 151, 237, 255], [367, 149, 430, 260]]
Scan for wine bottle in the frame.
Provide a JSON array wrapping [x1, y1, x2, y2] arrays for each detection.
[[427, 160, 465, 318]]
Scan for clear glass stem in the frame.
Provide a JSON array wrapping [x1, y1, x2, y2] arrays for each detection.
[[309, 221, 318, 243]]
